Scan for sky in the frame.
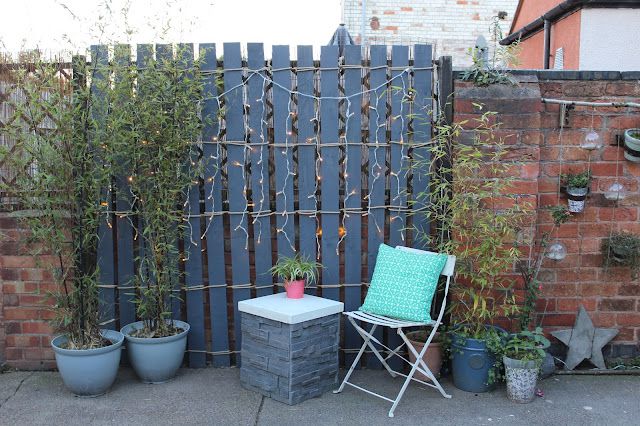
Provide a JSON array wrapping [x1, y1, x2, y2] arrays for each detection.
[[1, 0, 343, 57]]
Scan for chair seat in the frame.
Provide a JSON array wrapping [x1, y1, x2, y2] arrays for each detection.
[[344, 310, 436, 329]]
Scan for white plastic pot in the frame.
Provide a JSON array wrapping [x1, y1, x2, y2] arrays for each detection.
[[567, 186, 588, 213]]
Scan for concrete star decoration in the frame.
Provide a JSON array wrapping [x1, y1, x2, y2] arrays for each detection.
[[551, 305, 618, 370]]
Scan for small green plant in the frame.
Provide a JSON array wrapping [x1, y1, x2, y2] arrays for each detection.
[[502, 328, 550, 362], [562, 171, 591, 189], [602, 232, 640, 278], [269, 254, 322, 287], [460, 15, 521, 87]]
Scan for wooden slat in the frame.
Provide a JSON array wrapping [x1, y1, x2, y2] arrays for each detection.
[[272, 45, 296, 268], [223, 42, 250, 364], [247, 43, 273, 298], [366, 45, 388, 368], [201, 43, 230, 367], [114, 44, 136, 328], [155, 43, 182, 320], [387, 45, 410, 369], [411, 45, 434, 250], [342, 45, 363, 365], [319, 45, 340, 302], [295, 45, 317, 295], [89, 46, 116, 330], [179, 43, 206, 368]]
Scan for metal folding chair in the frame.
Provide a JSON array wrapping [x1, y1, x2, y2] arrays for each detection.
[[334, 246, 456, 418]]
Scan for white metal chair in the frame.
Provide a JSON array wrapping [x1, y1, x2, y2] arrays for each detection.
[[334, 246, 456, 418]]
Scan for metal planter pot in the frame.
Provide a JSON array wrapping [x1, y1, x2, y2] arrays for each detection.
[[450, 332, 497, 393], [51, 329, 124, 397], [503, 356, 540, 403], [567, 187, 588, 213], [624, 129, 640, 163], [121, 320, 190, 384]]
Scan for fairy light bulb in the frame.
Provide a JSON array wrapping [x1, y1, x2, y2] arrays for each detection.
[[604, 182, 626, 201], [546, 241, 567, 261], [580, 130, 603, 150]]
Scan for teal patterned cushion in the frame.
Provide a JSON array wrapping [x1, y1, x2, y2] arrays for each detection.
[[360, 244, 448, 322]]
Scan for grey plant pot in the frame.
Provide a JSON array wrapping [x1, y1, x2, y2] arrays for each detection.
[[624, 129, 640, 163], [51, 329, 124, 397], [503, 356, 540, 403], [121, 320, 190, 384]]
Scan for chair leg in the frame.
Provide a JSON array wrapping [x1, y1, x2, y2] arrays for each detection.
[[399, 328, 452, 399], [351, 320, 397, 378], [334, 323, 376, 394]]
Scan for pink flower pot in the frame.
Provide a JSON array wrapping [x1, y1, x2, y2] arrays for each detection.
[[285, 279, 305, 299]]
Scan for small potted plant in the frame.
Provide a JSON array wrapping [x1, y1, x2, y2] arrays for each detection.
[[563, 171, 591, 213], [269, 254, 321, 299], [502, 328, 550, 403], [624, 129, 640, 163], [602, 232, 640, 278], [405, 328, 443, 382]]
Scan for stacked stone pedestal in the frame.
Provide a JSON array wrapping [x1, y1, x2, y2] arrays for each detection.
[[240, 312, 340, 405], [238, 293, 343, 405]]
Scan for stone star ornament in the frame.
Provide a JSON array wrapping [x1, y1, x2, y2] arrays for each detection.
[[551, 305, 618, 370]]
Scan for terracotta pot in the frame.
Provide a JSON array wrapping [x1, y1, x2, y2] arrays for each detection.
[[406, 331, 442, 382], [284, 279, 305, 299]]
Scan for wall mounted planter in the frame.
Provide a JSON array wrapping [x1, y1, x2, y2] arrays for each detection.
[[51, 329, 124, 397], [566, 186, 588, 213], [121, 320, 190, 384], [624, 129, 640, 163]]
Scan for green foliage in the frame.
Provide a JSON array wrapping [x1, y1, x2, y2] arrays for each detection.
[[562, 171, 591, 189], [269, 254, 321, 287], [460, 16, 521, 87], [2, 54, 109, 349], [414, 106, 529, 340], [100, 46, 207, 338], [502, 328, 549, 362], [515, 205, 571, 330], [602, 232, 640, 278]]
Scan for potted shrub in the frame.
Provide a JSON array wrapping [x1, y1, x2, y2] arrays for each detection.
[[415, 109, 528, 393], [269, 254, 322, 299], [623, 129, 640, 163], [502, 328, 550, 403], [563, 171, 591, 213], [6, 54, 123, 396], [602, 232, 640, 278], [109, 47, 205, 383], [405, 329, 443, 382]]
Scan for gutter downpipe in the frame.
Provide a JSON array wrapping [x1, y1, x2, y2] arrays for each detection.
[[543, 19, 551, 69]]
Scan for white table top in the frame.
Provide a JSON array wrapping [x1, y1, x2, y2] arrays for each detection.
[[238, 293, 344, 324]]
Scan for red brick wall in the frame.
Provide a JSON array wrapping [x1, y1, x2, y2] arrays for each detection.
[[1, 214, 56, 369], [454, 74, 640, 354]]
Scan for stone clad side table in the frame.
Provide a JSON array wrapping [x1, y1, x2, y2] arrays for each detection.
[[238, 293, 344, 405]]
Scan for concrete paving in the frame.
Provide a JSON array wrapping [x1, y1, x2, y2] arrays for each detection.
[[0, 368, 638, 425]]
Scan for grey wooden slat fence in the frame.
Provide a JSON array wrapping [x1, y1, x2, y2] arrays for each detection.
[[91, 42, 439, 368]]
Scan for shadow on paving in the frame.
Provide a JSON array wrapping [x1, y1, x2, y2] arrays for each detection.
[[0, 368, 638, 425]]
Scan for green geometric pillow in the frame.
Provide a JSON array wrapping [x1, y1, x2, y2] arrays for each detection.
[[360, 244, 448, 322]]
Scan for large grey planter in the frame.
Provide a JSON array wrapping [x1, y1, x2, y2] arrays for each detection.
[[503, 356, 540, 403], [51, 329, 124, 397], [624, 129, 640, 163], [121, 320, 189, 384]]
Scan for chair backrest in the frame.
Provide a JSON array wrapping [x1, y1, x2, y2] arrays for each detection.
[[395, 246, 456, 277]]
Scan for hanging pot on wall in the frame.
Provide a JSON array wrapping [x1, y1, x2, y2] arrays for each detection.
[[624, 129, 640, 163], [566, 186, 588, 213]]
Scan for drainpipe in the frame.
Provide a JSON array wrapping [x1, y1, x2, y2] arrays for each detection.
[[543, 19, 551, 69]]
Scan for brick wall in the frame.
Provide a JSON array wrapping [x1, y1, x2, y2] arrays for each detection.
[[454, 71, 640, 357], [0, 214, 56, 369], [342, 0, 519, 66]]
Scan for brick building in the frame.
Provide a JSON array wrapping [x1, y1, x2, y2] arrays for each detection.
[[502, 0, 640, 70], [341, 0, 519, 66]]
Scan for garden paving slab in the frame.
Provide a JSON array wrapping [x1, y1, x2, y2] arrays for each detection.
[[0, 368, 638, 425]]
